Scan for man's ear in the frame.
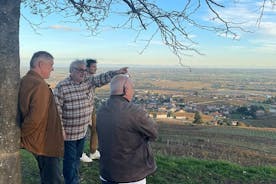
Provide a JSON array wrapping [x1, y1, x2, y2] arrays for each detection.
[[38, 61, 43, 68], [123, 85, 127, 95]]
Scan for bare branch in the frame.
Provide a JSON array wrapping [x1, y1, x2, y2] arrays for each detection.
[[21, 0, 275, 66], [257, 0, 276, 26], [21, 14, 42, 35], [122, 0, 146, 29], [208, 0, 224, 8]]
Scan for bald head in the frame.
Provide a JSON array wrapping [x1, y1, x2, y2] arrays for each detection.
[[110, 74, 134, 101]]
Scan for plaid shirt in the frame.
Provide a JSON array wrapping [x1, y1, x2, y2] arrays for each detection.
[[54, 71, 117, 141]]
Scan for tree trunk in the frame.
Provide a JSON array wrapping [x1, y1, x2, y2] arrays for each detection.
[[0, 0, 21, 184]]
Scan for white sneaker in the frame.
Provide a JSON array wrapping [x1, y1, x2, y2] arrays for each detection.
[[90, 150, 100, 160], [80, 153, 93, 163]]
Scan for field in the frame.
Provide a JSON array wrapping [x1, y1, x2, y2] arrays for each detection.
[[241, 115, 276, 128], [21, 151, 276, 184], [154, 122, 276, 166], [21, 67, 276, 96], [21, 122, 276, 183]]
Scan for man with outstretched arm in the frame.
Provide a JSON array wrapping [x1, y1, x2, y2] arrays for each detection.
[[54, 59, 127, 184]]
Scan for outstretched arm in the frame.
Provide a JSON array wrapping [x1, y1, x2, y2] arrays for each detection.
[[116, 67, 128, 75], [89, 67, 129, 88]]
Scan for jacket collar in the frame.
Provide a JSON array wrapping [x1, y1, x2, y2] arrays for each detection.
[[27, 70, 44, 81], [110, 95, 130, 102], [27, 70, 50, 87]]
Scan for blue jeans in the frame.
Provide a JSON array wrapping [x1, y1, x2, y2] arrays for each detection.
[[63, 138, 85, 184]]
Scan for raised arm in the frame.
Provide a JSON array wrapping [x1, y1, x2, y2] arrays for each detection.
[[89, 67, 128, 88]]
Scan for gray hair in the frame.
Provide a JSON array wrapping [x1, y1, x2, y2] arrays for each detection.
[[69, 59, 86, 73], [30, 51, 54, 68], [110, 74, 131, 95]]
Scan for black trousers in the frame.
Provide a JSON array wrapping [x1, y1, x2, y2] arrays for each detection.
[[34, 154, 63, 184]]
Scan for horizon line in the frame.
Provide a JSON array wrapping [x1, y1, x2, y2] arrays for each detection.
[[20, 64, 276, 70]]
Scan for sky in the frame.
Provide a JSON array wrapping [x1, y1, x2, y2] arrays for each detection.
[[20, 0, 276, 68]]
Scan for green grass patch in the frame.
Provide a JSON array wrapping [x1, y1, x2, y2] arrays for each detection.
[[21, 150, 276, 184], [150, 155, 276, 184]]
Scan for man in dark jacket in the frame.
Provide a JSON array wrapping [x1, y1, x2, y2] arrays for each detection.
[[96, 74, 158, 184]]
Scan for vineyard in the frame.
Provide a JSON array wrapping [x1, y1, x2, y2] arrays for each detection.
[[21, 122, 276, 183], [153, 122, 276, 166]]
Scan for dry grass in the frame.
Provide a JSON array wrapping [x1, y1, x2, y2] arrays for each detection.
[[153, 122, 276, 166], [150, 80, 212, 90]]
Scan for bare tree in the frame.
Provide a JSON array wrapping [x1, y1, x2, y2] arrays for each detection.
[[21, 0, 276, 62], [0, 0, 275, 183]]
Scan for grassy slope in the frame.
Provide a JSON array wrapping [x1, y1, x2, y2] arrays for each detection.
[[154, 123, 276, 166], [21, 150, 276, 184]]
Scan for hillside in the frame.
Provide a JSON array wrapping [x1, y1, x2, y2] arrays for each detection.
[[154, 122, 276, 166], [21, 122, 276, 183], [21, 150, 276, 184]]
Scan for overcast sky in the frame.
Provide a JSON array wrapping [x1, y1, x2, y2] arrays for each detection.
[[20, 1, 276, 68]]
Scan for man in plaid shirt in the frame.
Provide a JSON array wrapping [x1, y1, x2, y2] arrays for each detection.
[[54, 59, 128, 184]]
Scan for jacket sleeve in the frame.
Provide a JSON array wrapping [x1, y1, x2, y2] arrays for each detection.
[[21, 83, 50, 137], [136, 108, 158, 141], [88, 71, 118, 88]]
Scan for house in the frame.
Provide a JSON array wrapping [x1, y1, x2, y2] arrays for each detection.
[[174, 110, 192, 120], [231, 120, 238, 126], [156, 112, 168, 119], [255, 110, 265, 117]]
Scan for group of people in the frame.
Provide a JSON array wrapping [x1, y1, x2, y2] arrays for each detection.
[[19, 51, 158, 184]]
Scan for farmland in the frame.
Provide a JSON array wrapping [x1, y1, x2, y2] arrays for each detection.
[[21, 122, 276, 183], [154, 122, 276, 166]]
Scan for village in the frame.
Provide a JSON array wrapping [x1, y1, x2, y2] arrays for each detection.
[[95, 88, 276, 127], [21, 66, 276, 128]]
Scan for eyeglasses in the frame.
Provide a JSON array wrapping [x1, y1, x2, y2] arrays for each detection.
[[74, 67, 87, 73]]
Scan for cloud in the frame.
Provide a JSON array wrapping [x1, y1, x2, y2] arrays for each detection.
[[227, 45, 246, 50], [204, 1, 276, 39], [206, 1, 273, 27], [217, 32, 241, 40], [258, 21, 276, 36], [127, 40, 164, 47], [47, 25, 80, 32], [249, 38, 276, 53], [217, 7, 258, 27], [256, 1, 276, 13]]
